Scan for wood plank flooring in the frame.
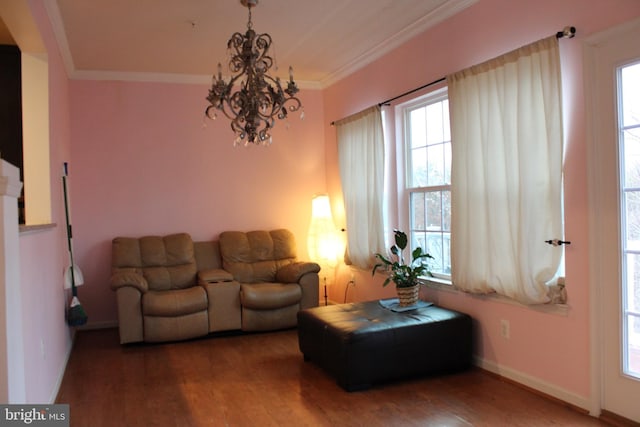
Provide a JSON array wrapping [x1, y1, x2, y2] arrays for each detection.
[[56, 328, 609, 427]]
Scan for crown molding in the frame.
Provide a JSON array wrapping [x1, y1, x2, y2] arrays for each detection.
[[67, 69, 321, 89], [319, 0, 478, 88]]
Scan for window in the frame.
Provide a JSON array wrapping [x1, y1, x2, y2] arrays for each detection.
[[403, 88, 451, 278], [393, 37, 563, 305]]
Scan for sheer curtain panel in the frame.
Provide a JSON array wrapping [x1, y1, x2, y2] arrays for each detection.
[[336, 106, 386, 269], [447, 36, 563, 304]]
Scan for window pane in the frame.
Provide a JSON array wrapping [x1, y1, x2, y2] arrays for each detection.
[[425, 192, 442, 230], [427, 144, 445, 186], [624, 128, 640, 188], [626, 191, 640, 246], [444, 141, 452, 184], [411, 147, 427, 187], [425, 232, 444, 273], [622, 62, 640, 127], [626, 253, 640, 313], [410, 189, 449, 276], [624, 254, 640, 313], [443, 99, 450, 141], [625, 314, 640, 377], [411, 231, 427, 256], [410, 108, 426, 148], [442, 190, 451, 232], [442, 231, 451, 274], [411, 193, 425, 230], [426, 102, 444, 145]]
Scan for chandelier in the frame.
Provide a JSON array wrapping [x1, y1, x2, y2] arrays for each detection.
[[205, 0, 303, 147]]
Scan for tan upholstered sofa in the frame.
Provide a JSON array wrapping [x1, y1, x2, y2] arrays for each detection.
[[110, 229, 320, 344]]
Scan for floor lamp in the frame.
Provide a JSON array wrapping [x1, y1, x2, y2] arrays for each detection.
[[308, 194, 341, 305]]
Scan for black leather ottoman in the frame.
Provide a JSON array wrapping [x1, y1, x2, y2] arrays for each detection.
[[297, 300, 472, 391]]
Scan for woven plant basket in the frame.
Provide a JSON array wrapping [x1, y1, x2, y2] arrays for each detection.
[[396, 284, 420, 307]]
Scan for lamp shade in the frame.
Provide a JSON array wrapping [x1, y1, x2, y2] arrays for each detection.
[[307, 194, 341, 267]]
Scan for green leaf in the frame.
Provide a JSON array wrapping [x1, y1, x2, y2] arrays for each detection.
[[393, 230, 407, 250], [411, 247, 423, 262]]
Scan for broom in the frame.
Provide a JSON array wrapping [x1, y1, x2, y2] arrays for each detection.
[[63, 162, 88, 326]]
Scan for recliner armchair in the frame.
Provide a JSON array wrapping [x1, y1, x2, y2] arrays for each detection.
[[219, 229, 320, 331], [110, 233, 208, 343]]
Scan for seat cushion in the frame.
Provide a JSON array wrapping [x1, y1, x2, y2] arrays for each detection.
[[112, 233, 197, 291], [219, 229, 297, 283], [240, 283, 301, 309], [142, 286, 207, 317]]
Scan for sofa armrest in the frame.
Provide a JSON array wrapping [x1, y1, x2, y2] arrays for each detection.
[[198, 268, 234, 284], [276, 262, 321, 283], [110, 270, 148, 293]]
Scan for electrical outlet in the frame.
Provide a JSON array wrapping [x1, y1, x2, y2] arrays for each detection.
[[500, 319, 510, 339]]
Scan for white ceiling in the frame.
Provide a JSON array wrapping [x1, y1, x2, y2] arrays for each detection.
[[46, 0, 477, 88]]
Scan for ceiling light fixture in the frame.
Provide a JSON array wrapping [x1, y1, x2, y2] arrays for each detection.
[[205, 0, 303, 147]]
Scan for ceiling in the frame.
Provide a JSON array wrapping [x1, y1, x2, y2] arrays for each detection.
[[46, 0, 477, 88]]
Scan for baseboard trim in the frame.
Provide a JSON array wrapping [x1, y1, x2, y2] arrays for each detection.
[[474, 357, 591, 414], [600, 410, 640, 427], [75, 320, 118, 331]]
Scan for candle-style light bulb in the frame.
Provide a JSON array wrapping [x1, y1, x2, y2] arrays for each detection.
[[217, 63, 223, 81], [289, 66, 294, 83]]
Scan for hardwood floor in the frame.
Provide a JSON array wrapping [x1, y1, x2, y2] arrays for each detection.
[[57, 328, 609, 427]]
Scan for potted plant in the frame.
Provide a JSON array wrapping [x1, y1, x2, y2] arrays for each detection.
[[372, 230, 433, 306]]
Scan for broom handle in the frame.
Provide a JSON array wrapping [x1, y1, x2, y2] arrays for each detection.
[[62, 162, 78, 297]]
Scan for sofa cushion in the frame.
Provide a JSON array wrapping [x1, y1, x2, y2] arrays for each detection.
[[112, 233, 197, 291], [240, 283, 302, 310], [219, 229, 297, 283], [142, 287, 208, 317]]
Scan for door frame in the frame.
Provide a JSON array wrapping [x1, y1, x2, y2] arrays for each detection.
[[586, 16, 640, 419]]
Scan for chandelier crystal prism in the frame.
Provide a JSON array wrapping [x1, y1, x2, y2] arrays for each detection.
[[205, 0, 303, 147]]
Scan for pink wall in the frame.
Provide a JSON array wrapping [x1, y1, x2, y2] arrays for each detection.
[[16, 0, 74, 403], [68, 80, 326, 324], [323, 0, 640, 405]]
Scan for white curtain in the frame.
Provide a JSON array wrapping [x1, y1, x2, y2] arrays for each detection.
[[447, 36, 563, 304], [336, 105, 386, 269]]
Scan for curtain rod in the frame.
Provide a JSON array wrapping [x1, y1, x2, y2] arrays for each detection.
[[377, 77, 446, 107], [375, 26, 576, 108], [331, 26, 576, 125]]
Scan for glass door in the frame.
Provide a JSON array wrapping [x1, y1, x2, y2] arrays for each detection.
[[587, 18, 640, 422], [619, 62, 640, 381]]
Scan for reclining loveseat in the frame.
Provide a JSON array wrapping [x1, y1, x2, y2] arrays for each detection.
[[110, 229, 320, 344]]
